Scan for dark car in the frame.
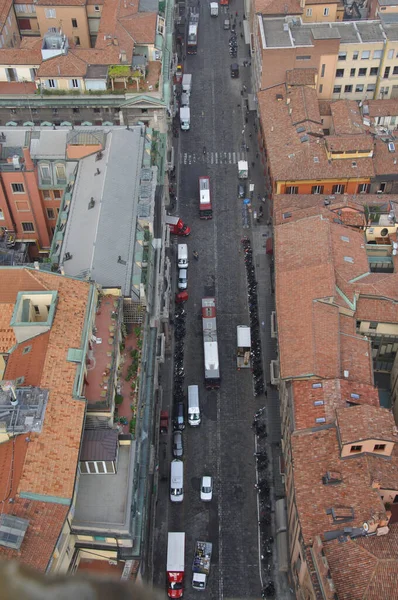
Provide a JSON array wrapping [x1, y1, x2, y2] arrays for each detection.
[[172, 431, 184, 458], [173, 401, 186, 431], [230, 63, 239, 78], [238, 182, 246, 198]]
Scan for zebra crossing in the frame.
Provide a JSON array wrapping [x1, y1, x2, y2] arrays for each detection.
[[180, 151, 248, 165]]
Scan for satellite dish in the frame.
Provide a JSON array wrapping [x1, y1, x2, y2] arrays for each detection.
[[363, 522, 369, 532]]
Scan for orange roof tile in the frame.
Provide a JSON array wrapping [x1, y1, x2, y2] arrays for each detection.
[[286, 68, 317, 87], [326, 135, 374, 153], [331, 99, 365, 135], [38, 52, 87, 77], [356, 296, 398, 323], [275, 216, 338, 379], [365, 98, 398, 119], [0, 268, 91, 502], [0, 438, 67, 571], [291, 426, 387, 546], [292, 379, 379, 431], [4, 332, 50, 387], [273, 194, 369, 227], [336, 405, 398, 445], [373, 138, 398, 177], [36, 0, 86, 5], [258, 84, 375, 183], [120, 12, 157, 44], [324, 523, 398, 600], [254, 0, 301, 14]]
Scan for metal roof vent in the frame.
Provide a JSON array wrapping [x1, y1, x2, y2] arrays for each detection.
[[300, 135, 309, 143]]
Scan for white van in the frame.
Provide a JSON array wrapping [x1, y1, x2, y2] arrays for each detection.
[[178, 244, 189, 268], [188, 385, 201, 426], [170, 459, 184, 502]]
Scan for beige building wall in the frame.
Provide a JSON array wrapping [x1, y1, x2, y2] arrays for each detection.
[[331, 42, 384, 100], [38, 75, 86, 91], [340, 439, 394, 457], [36, 5, 91, 48], [302, 3, 338, 23], [317, 52, 338, 98], [0, 65, 38, 82]]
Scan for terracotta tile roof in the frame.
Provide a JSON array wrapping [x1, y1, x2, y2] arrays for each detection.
[[0, 497, 68, 571], [336, 405, 398, 445], [286, 68, 317, 87], [95, 0, 135, 61], [275, 216, 338, 379], [0, 268, 91, 503], [254, 0, 301, 14], [340, 330, 373, 383], [292, 379, 379, 431], [0, 436, 68, 571], [38, 52, 87, 77], [36, 0, 86, 5], [291, 426, 387, 546], [273, 194, 369, 227], [73, 47, 119, 64], [275, 210, 398, 382], [120, 12, 157, 44], [4, 332, 50, 386], [326, 135, 374, 153], [356, 296, 398, 323], [0, 81, 36, 94], [258, 84, 375, 183], [365, 98, 398, 119], [331, 99, 365, 135], [0, 48, 41, 66], [324, 523, 398, 600], [373, 138, 398, 176]]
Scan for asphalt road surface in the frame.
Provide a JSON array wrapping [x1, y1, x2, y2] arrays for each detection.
[[152, 3, 276, 598]]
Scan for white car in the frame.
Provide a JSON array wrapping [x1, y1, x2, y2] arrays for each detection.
[[178, 268, 188, 290], [200, 476, 213, 502]]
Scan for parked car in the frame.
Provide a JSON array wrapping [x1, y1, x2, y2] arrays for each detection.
[[160, 410, 169, 434], [200, 476, 213, 501], [237, 182, 246, 198], [173, 401, 186, 431], [173, 431, 184, 458], [178, 268, 188, 290]]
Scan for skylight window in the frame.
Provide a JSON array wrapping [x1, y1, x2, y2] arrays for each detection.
[[312, 383, 322, 389], [341, 236, 350, 242], [344, 256, 354, 263]]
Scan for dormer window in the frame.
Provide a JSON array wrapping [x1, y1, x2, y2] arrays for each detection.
[[350, 445, 362, 453], [374, 444, 386, 452]]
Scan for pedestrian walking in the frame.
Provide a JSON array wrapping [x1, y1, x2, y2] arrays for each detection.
[[251, 161, 255, 167], [264, 390, 268, 397], [249, 133, 252, 138], [246, 145, 249, 151], [245, 117, 248, 124], [236, 10, 238, 16], [256, 152, 259, 158]]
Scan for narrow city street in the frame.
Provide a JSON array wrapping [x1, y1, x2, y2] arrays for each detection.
[[152, 2, 292, 598]]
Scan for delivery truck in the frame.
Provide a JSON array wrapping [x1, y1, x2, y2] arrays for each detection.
[[210, 2, 219, 16], [182, 74, 192, 95], [238, 160, 248, 179], [166, 215, 191, 236], [180, 106, 190, 131], [237, 325, 251, 369], [192, 541, 212, 590], [167, 532, 185, 598]]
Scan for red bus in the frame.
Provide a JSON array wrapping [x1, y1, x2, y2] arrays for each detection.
[[199, 176, 212, 219], [220, 0, 229, 5]]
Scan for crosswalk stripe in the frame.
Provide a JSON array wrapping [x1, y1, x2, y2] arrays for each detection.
[[180, 151, 248, 165]]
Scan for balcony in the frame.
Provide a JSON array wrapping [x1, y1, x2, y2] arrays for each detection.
[[85, 295, 123, 413]]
